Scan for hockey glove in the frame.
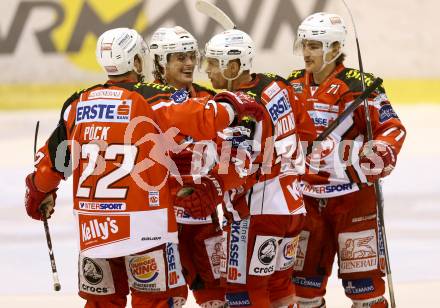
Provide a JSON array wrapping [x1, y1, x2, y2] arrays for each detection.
[[214, 91, 265, 122], [25, 173, 57, 220], [359, 140, 396, 182], [174, 174, 223, 218], [170, 149, 193, 176]]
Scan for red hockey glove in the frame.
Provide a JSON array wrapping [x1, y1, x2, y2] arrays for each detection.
[[174, 174, 223, 218], [214, 91, 265, 122], [171, 146, 217, 179], [25, 173, 57, 220], [171, 149, 193, 176], [359, 141, 396, 182]]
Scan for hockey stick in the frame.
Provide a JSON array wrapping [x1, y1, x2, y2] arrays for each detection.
[[341, 1, 396, 306], [306, 77, 383, 155], [34, 121, 61, 292], [195, 0, 236, 30]]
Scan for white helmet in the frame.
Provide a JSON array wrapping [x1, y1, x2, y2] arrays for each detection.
[[295, 12, 347, 63], [149, 26, 198, 68], [96, 28, 148, 76], [204, 29, 255, 80]]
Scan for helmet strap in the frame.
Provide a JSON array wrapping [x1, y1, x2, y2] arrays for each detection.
[[316, 47, 342, 73]]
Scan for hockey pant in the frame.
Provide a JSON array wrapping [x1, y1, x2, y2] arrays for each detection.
[[293, 186, 388, 307], [221, 214, 305, 308], [78, 243, 188, 308], [178, 222, 226, 306]]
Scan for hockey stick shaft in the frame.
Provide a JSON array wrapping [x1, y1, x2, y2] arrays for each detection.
[[306, 77, 383, 155], [34, 121, 61, 292], [341, 1, 396, 306], [195, 0, 236, 30]]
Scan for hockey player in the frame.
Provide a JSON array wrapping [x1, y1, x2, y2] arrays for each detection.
[[148, 26, 226, 307], [23, 28, 265, 308], [287, 13, 406, 307], [184, 29, 316, 308]]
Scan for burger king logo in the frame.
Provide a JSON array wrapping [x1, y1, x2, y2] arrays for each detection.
[[129, 255, 159, 283]]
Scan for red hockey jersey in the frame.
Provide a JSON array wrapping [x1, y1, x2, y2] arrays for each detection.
[[33, 81, 231, 258], [287, 65, 406, 198]]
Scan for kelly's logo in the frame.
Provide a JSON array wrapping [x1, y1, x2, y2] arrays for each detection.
[[79, 213, 130, 251]]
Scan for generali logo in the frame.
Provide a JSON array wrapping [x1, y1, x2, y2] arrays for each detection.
[[339, 230, 378, 274], [79, 214, 130, 251], [341, 236, 377, 259]]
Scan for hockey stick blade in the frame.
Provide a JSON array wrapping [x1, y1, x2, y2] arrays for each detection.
[[196, 0, 236, 30], [306, 77, 383, 155]]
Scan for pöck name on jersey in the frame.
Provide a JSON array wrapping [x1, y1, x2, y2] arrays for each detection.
[[76, 99, 132, 124]]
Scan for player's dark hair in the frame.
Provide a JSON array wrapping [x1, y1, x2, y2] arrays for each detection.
[[152, 54, 171, 85], [331, 41, 345, 65], [336, 53, 346, 65]]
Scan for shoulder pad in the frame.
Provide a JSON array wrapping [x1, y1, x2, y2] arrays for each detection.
[[257, 72, 288, 86], [245, 73, 289, 100], [60, 86, 92, 115], [287, 69, 305, 81], [337, 68, 385, 94], [261, 72, 287, 82], [192, 83, 217, 96]]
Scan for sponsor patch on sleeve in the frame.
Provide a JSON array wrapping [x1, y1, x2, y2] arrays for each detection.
[[266, 89, 292, 124], [263, 82, 281, 99], [170, 88, 189, 103], [291, 82, 304, 93], [378, 104, 398, 123]]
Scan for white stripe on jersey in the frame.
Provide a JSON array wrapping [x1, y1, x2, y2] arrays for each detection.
[[151, 100, 178, 110]]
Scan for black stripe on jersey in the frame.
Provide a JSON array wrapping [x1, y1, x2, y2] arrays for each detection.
[[192, 83, 217, 96], [286, 69, 306, 82], [114, 82, 177, 98], [144, 94, 175, 105], [246, 73, 290, 103], [47, 87, 91, 177], [337, 68, 386, 95]]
